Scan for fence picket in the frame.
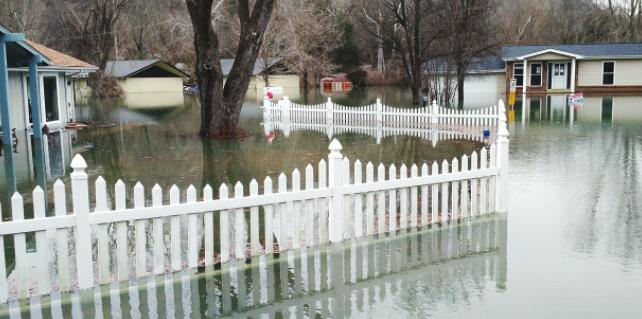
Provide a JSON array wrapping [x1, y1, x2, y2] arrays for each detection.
[[461, 155, 470, 218], [219, 184, 231, 263], [399, 164, 408, 230], [377, 164, 386, 234], [151, 184, 164, 274], [471, 152, 479, 216], [203, 185, 214, 266], [318, 160, 328, 244], [53, 180, 69, 291], [431, 162, 439, 224], [170, 185, 182, 270], [33, 186, 50, 295], [134, 182, 146, 278], [420, 164, 428, 226], [115, 180, 128, 281], [480, 148, 488, 215], [441, 160, 450, 223], [11, 193, 27, 298], [410, 164, 418, 228], [263, 177, 274, 253], [489, 144, 497, 213], [278, 174, 288, 251], [354, 160, 363, 237], [451, 158, 460, 221], [388, 164, 397, 232], [365, 162, 375, 236], [187, 185, 199, 267], [95, 177, 110, 284], [305, 165, 315, 246], [250, 180, 260, 255], [292, 170, 302, 249], [342, 158, 351, 238]]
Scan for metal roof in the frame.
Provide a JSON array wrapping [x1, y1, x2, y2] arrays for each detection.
[[105, 59, 190, 78], [220, 58, 282, 76], [502, 43, 642, 60], [425, 56, 505, 73]]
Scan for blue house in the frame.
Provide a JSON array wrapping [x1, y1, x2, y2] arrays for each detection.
[[0, 24, 96, 144]]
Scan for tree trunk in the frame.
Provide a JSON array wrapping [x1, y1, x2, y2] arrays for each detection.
[[186, 0, 224, 137], [456, 64, 465, 109], [187, 0, 275, 138]]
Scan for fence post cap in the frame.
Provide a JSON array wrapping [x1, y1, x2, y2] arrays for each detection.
[[70, 154, 87, 170], [327, 97, 332, 103], [328, 139, 343, 152], [283, 96, 289, 100]]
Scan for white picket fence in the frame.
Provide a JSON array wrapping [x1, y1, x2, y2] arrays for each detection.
[[263, 97, 501, 129], [0, 103, 509, 303]]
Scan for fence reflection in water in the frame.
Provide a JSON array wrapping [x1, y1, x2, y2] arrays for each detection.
[[0, 213, 507, 318]]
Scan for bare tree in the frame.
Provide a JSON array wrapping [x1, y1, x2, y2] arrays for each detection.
[[363, 0, 443, 104], [186, 0, 275, 138], [442, 0, 496, 109]]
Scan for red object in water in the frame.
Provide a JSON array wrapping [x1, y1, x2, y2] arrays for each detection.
[[266, 91, 274, 99], [267, 131, 275, 143]]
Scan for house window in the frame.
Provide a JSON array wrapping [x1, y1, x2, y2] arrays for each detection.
[[602, 61, 614, 85], [42, 76, 60, 122], [514, 63, 524, 86], [530, 63, 542, 86]]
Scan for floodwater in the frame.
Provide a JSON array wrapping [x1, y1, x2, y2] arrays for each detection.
[[1, 87, 641, 318]]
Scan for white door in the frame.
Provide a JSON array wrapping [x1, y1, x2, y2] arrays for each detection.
[[551, 63, 567, 89]]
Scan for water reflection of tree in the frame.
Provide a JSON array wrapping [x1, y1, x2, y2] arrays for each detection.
[[201, 138, 249, 193]]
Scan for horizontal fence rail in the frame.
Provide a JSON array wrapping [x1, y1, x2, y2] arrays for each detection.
[[0, 101, 509, 303]]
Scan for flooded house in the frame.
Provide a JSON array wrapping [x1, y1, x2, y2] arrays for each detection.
[[222, 57, 299, 91], [0, 24, 97, 144], [502, 43, 642, 94], [104, 59, 190, 94], [425, 56, 506, 108], [103, 59, 191, 108]]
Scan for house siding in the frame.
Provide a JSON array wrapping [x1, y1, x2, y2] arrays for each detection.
[[7, 72, 27, 130], [118, 77, 184, 93]]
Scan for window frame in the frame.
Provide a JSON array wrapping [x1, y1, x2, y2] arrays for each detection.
[[513, 63, 524, 87], [529, 63, 542, 87], [602, 61, 615, 86]]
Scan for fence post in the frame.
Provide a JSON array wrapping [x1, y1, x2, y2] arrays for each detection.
[[376, 98, 383, 123], [326, 97, 334, 125], [70, 154, 94, 290], [431, 100, 439, 125], [328, 139, 344, 243], [495, 100, 509, 213]]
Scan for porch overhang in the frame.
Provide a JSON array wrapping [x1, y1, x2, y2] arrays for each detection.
[[514, 49, 583, 61]]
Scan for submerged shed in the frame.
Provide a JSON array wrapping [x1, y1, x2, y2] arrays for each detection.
[[105, 59, 190, 94]]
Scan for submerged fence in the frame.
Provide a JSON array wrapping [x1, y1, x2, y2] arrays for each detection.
[[0, 101, 509, 303], [1, 215, 506, 317], [263, 97, 501, 129]]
